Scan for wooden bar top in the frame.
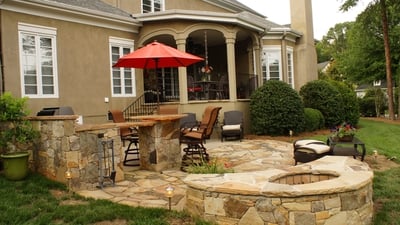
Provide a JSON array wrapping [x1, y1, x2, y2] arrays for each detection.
[[75, 121, 155, 132], [129, 114, 187, 121]]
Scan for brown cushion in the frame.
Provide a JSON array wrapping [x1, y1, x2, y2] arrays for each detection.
[[184, 131, 203, 140]]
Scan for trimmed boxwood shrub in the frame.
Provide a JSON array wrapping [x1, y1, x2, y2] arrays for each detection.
[[300, 80, 343, 128], [250, 80, 305, 136], [329, 80, 360, 125], [304, 108, 325, 132]]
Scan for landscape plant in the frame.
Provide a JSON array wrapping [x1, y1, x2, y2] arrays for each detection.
[[250, 80, 305, 135], [0, 92, 38, 154], [304, 108, 325, 132], [300, 80, 344, 128], [186, 158, 234, 174]]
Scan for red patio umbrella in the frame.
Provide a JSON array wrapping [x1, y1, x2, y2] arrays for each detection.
[[113, 41, 203, 104]]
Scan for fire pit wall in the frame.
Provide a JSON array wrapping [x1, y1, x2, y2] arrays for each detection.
[[184, 156, 373, 225]]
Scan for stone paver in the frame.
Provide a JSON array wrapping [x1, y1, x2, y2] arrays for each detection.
[[76, 139, 295, 210]]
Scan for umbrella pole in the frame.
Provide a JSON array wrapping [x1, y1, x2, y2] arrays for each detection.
[[155, 59, 160, 110]]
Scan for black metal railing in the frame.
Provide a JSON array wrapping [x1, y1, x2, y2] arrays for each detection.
[[123, 91, 159, 121]]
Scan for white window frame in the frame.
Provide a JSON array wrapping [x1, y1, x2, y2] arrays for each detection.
[[109, 37, 136, 97], [287, 48, 294, 88], [262, 47, 282, 82], [141, 0, 164, 13], [262, 46, 294, 88], [18, 23, 58, 98]]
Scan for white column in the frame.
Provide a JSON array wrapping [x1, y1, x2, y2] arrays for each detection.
[[176, 38, 188, 104], [226, 37, 237, 101]]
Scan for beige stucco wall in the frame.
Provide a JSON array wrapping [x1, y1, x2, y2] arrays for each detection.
[[1, 10, 139, 123]]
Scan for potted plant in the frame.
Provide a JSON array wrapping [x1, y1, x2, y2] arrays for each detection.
[[0, 92, 39, 180], [331, 122, 356, 142]]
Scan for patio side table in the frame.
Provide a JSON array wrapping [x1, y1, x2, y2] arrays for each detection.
[[327, 136, 366, 161]]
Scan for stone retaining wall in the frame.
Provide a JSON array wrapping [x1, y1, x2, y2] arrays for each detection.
[[30, 116, 124, 190], [184, 156, 374, 225]]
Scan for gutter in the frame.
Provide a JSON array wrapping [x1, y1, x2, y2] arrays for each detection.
[[134, 9, 267, 33]]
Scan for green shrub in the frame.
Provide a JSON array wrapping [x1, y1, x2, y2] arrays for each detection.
[[359, 97, 378, 117], [329, 80, 360, 125], [299, 80, 343, 128], [250, 80, 305, 136], [304, 108, 325, 132]]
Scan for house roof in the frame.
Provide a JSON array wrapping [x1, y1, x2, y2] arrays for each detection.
[[1, 0, 140, 32], [43, 0, 131, 17], [356, 80, 389, 91], [318, 61, 330, 71]]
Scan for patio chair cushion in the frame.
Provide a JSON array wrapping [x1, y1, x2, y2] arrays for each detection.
[[295, 144, 330, 154], [293, 139, 331, 165], [222, 124, 241, 131], [294, 139, 326, 147]]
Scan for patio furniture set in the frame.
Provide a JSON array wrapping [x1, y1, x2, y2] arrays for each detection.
[[293, 136, 366, 165], [108, 106, 244, 170]]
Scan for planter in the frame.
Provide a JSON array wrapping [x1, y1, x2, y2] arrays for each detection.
[[0, 151, 30, 180], [333, 135, 354, 142]]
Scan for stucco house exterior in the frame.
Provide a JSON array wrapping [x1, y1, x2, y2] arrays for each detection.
[[0, 0, 317, 133]]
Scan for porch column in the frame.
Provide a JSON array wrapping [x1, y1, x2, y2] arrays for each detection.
[[226, 36, 237, 101], [253, 43, 261, 90], [176, 38, 188, 104]]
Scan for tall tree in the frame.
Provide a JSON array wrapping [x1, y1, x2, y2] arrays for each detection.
[[341, 0, 395, 120]]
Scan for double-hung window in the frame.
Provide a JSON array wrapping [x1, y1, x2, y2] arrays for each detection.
[[262, 47, 282, 82], [262, 47, 294, 88], [109, 37, 135, 97], [18, 23, 58, 98], [142, 0, 164, 13]]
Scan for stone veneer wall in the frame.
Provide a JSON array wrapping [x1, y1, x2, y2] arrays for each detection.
[[184, 156, 374, 225], [30, 116, 124, 190], [186, 183, 372, 225]]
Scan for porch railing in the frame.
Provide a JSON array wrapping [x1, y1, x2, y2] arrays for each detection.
[[123, 91, 159, 121]]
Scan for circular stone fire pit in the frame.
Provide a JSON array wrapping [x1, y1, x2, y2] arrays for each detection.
[[269, 171, 339, 185], [184, 156, 373, 225]]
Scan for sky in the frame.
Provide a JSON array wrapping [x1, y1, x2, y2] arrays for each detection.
[[237, 0, 373, 40]]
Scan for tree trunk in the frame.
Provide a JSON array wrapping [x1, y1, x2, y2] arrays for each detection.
[[380, 0, 395, 120]]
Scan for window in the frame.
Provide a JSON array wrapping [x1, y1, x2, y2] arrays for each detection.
[[262, 47, 294, 87], [109, 37, 136, 97], [142, 0, 164, 13], [262, 48, 281, 82], [18, 23, 58, 98]]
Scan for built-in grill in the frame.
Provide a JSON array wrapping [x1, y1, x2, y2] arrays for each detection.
[[36, 106, 74, 116]]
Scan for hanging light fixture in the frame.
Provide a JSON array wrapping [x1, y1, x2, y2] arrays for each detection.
[[201, 30, 213, 74]]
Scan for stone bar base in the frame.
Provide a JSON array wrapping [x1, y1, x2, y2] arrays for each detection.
[[131, 114, 185, 172], [184, 156, 374, 225]]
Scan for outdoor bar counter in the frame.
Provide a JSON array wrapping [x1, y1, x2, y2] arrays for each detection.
[[130, 114, 186, 172]]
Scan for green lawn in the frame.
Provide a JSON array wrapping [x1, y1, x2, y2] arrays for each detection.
[[0, 118, 399, 224], [0, 174, 212, 225], [305, 118, 400, 224]]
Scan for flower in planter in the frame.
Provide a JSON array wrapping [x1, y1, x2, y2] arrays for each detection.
[[332, 122, 356, 138]]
